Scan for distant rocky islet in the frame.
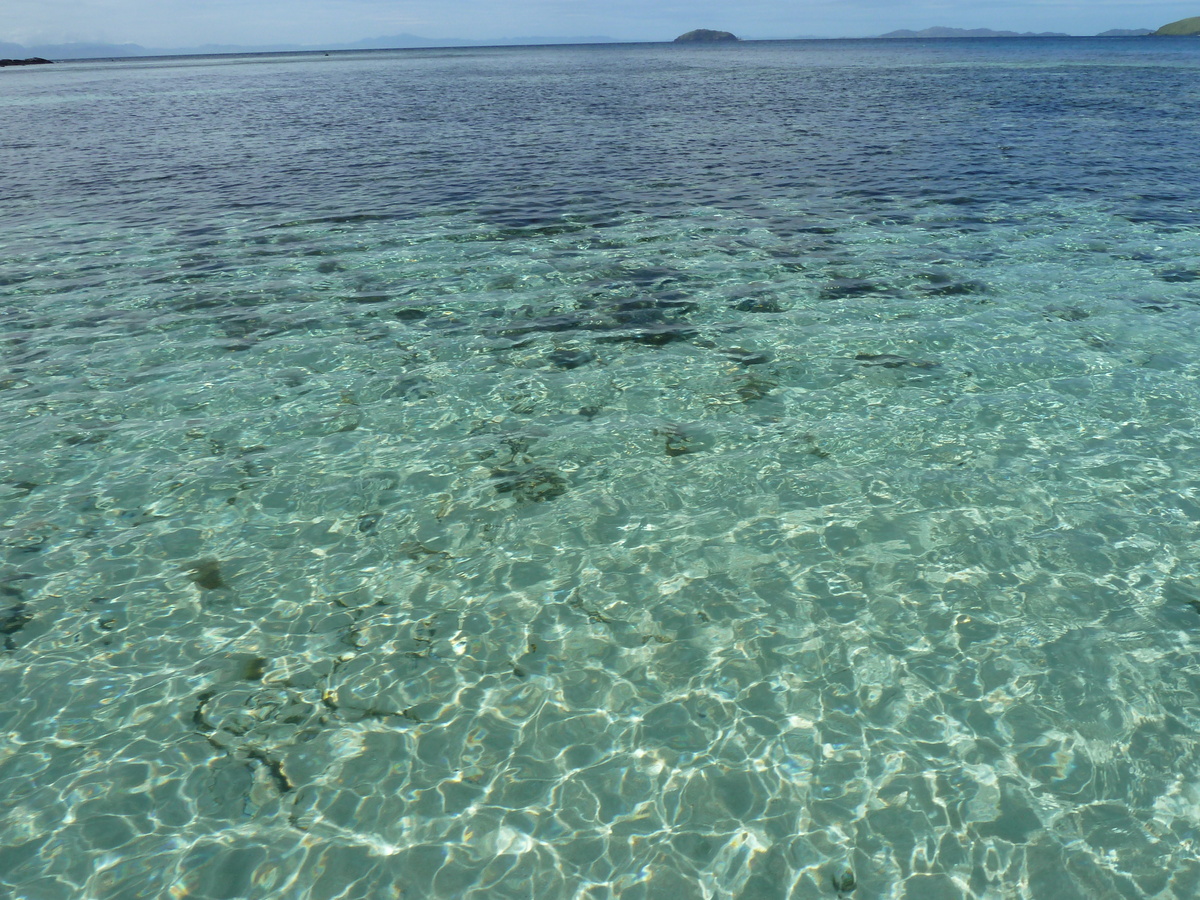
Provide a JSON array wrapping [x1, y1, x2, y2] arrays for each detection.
[[673, 29, 739, 43]]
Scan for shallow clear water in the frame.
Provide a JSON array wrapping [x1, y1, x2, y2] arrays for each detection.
[[4, 37, 1200, 899]]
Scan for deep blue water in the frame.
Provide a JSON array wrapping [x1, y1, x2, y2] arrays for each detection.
[[3, 37, 1200, 899]]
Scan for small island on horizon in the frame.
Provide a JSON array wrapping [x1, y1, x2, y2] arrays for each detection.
[[674, 30, 739, 43]]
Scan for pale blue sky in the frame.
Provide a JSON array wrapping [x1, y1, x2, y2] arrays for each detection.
[[4, 0, 1193, 48]]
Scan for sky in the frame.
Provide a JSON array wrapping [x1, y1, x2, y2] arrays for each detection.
[[4, 0, 1196, 49]]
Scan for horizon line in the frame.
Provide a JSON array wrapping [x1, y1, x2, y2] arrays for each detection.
[[2, 29, 1165, 61]]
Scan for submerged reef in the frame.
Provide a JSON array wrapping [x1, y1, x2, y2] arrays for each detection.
[[491, 465, 569, 503], [184, 558, 227, 590]]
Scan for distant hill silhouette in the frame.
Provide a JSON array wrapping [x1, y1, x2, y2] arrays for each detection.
[[879, 27, 1069, 38], [1155, 17, 1200, 35]]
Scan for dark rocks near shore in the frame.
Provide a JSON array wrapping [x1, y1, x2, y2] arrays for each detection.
[[495, 290, 701, 349], [854, 353, 939, 370], [185, 558, 227, 590], [0, 57, 53, 67], [491, 465, 568, 503]]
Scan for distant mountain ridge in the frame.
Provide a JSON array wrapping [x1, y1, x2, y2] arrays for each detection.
[[878, 26, 1157, 38], [879, 27, 1070, 38]]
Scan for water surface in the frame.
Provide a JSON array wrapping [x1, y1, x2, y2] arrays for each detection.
[[3, 37, 1200, 899]]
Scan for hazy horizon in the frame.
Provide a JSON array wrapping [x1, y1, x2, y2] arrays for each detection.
[[3, 1, 1188, 51]]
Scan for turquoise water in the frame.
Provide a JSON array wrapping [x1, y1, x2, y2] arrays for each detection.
[[3, 38, 1200, 899]]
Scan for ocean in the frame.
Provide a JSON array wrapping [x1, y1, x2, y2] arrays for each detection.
[[3, 36, 1200, 899]]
